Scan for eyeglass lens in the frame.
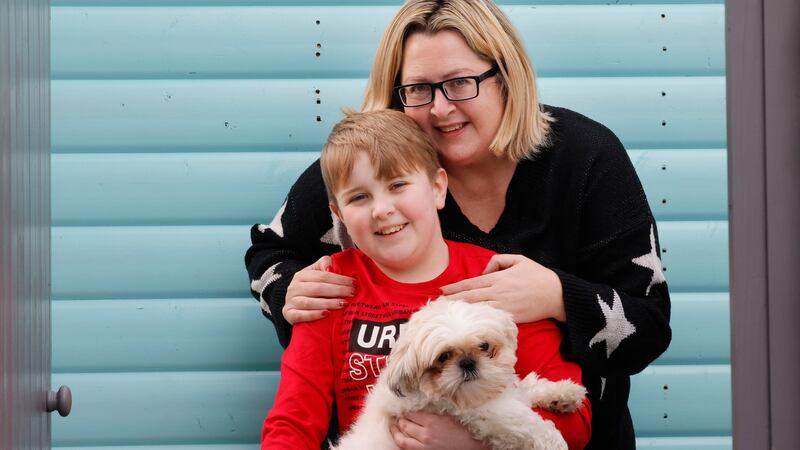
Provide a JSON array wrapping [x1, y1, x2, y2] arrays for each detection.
[[400, 78, 478, 107]]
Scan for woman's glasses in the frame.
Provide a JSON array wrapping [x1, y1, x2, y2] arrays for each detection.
[[394, 66, 499, 107]]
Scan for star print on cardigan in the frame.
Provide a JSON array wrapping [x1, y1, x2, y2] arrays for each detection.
[[320, 213, 354, 249], [251, 262, 282, 316], [257, 201, 286, 237], [599, 377, 607, 401], [589, 290, 637, 358], [631, 224, 667, 296]]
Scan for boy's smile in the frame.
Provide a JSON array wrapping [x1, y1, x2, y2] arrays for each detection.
[[331, 152, 450, 283], [376, 223, 406, 236]]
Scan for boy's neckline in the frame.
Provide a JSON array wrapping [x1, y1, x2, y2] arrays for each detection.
[[362, 240, 456, 291]]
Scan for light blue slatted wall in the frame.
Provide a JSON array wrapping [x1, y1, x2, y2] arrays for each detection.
[[50, 1, 729, 449]]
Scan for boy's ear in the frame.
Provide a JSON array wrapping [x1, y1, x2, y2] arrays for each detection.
[[433, 168, 448, 210], [329, 202, 343, 221]]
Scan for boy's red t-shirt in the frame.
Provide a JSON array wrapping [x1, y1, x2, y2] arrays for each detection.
[[262, 240, 591, 449]]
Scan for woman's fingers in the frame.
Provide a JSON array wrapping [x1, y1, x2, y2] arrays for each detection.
[[444, 285, 496, 303], [481, 253, 523, 274], [294, 266, 354, 287], [282, 259, 355, 324], [291, 296, 347, 311], [291, 280, 354, 300], [282, 308, 330, 324], [439, 273, 493, 296], [308, 255, 333, 271]]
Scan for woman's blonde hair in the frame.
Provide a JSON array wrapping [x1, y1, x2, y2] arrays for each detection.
[[321, 109, 441, 203], [362, 0, 552, 161]]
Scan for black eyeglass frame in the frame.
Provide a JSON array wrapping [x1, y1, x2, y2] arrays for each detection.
[[394, 65, 499, 107]]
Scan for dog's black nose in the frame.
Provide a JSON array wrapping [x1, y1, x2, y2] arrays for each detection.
[[459, 358, 476, 372]]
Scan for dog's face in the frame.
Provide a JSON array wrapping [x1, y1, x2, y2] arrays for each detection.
[[383, 298, 518, 410]]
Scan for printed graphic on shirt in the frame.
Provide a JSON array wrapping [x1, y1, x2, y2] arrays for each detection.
[[338, 301, 418, 414], [349, 318, 408, 355]]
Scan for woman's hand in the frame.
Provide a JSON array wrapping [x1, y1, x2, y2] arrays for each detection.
[[282, 256, 354, 324], [440, 254, 566, 323], [390, 411, 487, 450]]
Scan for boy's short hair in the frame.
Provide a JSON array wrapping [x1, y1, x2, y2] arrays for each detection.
[[321, 109, 441, 203]]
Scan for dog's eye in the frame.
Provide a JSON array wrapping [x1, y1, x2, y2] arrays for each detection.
[[437, 351, 451, 363], [479, 342, 490, 352]]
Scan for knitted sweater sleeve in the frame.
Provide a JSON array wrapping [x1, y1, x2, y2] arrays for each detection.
[[244, 159, 345, 348], [555, 130, 672, 377]]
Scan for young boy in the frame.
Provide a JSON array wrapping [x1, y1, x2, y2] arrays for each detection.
[[261, 110, 591, 449]]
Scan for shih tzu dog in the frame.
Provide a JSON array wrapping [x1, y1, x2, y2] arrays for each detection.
[[333, 298, 586, 450]]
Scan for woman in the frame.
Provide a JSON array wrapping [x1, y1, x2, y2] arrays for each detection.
[[246, 1, 671, 449]]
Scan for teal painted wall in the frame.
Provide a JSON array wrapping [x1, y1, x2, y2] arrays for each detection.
[[50, 1, 730, 448]]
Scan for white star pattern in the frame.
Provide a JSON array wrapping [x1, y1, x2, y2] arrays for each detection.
[[251, 263, 282, 316], [599, 377, 607, 401], [320, 213, 354, 249], [631, 224, 667, 296], [589, 290, 637, 358], [257, 201, 286, 237]]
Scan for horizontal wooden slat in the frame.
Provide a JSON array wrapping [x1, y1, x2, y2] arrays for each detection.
[[52, 298, 279, 373], [51, 76, 726, 152], [654, 293, 729, 365], [633, 149, 727, 220], [51, 0, 726, 7], [636, 436, 731, 449], [51, 221, 727, 300], [50, 365, 729, 447], [51, 293, 728, 373], [51, 152, 317, 226], [631, 365, 731, 436], [51, 371, 279, 447], [657, 221, 728, 292], [51, 4, 724, 79], [51, 225, 252, 300], [56, 446, 258, 450], [51, 149, 726, 226]]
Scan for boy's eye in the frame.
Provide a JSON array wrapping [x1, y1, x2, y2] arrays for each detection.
[[389, 181, 408, 190], [347, 193, 367, 203]]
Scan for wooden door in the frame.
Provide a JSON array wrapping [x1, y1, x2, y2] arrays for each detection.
[[0, 1, 63, 449]]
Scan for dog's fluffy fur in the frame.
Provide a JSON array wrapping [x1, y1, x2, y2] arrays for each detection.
[[332, 298, 586, 450]]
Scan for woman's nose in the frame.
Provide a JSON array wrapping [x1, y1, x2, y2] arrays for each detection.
[[429, 86, 455, 118]]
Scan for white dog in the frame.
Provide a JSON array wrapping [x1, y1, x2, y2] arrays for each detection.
[[332, 298, 586, 450]]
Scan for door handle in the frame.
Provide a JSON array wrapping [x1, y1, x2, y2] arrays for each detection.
[[46, 385, 72, 417]]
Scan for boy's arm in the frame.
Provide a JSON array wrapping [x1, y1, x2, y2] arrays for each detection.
[[515, 321, 592, 450], [245, 159, 343, 348], [261, 314, 338, 450]]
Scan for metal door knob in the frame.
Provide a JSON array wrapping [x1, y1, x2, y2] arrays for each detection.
[[46, 385, 72, 417]]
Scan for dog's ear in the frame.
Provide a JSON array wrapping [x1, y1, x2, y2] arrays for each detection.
[[495, 308, 519, 352], [382, 335, 420, 398]]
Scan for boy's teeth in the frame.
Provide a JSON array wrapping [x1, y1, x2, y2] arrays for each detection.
[[440, 124, 464, 132], [377, 224, 405, 235]]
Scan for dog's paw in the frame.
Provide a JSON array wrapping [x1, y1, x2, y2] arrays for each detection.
[[537, 380, 586, 413]]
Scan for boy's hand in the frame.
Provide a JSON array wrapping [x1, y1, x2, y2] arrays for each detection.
[[390, 411, 487, 450], [282, 256, 354, 324], [439, 254, 566, 323]]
